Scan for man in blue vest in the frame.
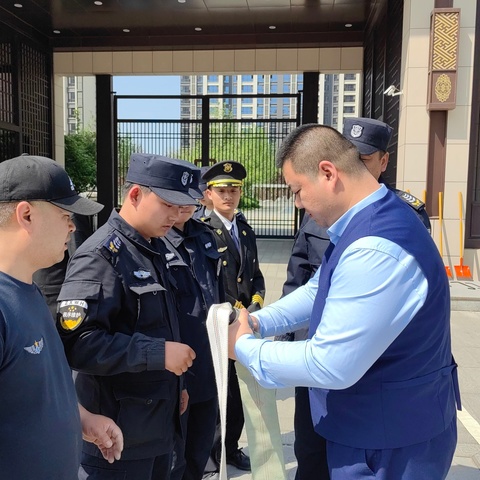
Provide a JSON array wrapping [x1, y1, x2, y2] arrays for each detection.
[[227, 124, 460, 479]]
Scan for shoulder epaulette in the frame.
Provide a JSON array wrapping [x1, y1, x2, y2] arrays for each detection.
[[395, 190, 425, 212], [101, 234, 123, 261]]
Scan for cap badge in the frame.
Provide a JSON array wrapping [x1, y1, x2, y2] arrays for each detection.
[[223, 163, 233, 173], [181, 171, 189, 186], [350, 124, 363, 138], [68, 176, 76, 192]]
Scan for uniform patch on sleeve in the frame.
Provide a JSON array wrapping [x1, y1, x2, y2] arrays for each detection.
[[58, 300, 88, 331]]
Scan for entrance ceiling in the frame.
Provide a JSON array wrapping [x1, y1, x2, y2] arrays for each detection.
[[1, 0, 386, 51]]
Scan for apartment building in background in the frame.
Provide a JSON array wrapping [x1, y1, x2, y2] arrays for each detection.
[[180, 73, 361, 129], [64, 76, 96, 134]]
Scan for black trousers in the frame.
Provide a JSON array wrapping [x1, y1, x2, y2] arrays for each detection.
[[171, 396, 218, 480], [79, 451, 172, 480], [294, 386, 330, 480], [205, 360, 245, 473], [224, 360, 244, 455]]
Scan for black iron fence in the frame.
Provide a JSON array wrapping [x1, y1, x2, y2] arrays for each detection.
[[114, 93, 301, 238]]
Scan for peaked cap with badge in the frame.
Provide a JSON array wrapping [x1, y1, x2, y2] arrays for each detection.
[[0, 154, 103, 215], [343, 117, 393, 155], [344, 118, 431, 232], [127, 153, 202, 205], [202, 161, 247, 188]]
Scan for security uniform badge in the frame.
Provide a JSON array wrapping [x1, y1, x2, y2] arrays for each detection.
[[58, 300, 88, 331], [396, 190, 424, 211], [223, 163, 233, 173]]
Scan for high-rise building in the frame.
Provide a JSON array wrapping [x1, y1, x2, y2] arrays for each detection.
[[318, 73, 362, 131], [180, 72, 361, 131], [63, 76, 96, 135], [180, 74, 303, 121]]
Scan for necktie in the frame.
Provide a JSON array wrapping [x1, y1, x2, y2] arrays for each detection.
[[230, 224, 241, 252]]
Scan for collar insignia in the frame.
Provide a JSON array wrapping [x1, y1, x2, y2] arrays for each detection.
[[218, 246, 228, 253]]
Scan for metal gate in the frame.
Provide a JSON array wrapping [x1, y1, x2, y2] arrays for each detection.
[[114, 93, 301, 238]]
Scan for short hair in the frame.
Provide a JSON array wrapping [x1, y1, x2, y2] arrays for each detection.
[[121, 182, 151, 199], [0, 202, 18, 228], [276, 124, 365, 178]]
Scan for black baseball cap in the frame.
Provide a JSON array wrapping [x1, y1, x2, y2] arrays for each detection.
[[0, 155, 103, 215], [343, 117, 393, 155], [126, 154, 202, 205], [202, 161, 247, 188]]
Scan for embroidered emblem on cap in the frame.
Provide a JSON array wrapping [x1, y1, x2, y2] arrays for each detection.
[[68, 177, 76, 192], [205, 242, 212, 249], [223, 163, 233, 173], [58, 300, 88, 331], [133, 269, 151, 279], [24, 338, 44, 354], [350, 124, 363, 138], [181, 171, 189, 186]]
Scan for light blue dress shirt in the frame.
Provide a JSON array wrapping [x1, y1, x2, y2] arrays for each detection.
[[235, 185, 429, 389]]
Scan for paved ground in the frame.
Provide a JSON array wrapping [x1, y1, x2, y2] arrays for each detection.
[[225, 239, 480, 479]]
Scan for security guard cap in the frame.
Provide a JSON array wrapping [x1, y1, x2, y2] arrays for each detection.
[[343, 117, 393, 155], [198, 166, 210, 193], [127, 153, 202, 205], [202, 161, 247, 188]]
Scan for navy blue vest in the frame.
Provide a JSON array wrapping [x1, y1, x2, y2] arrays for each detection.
[[309, 190, 460, 449]]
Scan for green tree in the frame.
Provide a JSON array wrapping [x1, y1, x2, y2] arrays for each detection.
[[177, 115, 279, 209], [64, 130, 97, 193], [64, 129, 139, 197]]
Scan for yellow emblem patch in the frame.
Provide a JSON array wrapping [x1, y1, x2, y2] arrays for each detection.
[[223, 163, 233, 173], [58, 300, 88, 331]]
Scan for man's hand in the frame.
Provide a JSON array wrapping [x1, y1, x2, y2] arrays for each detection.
[[180, 389, 189, 415], [228, 308, 255, 360], [78, 405, 123, 464], [165, 341, 196, 376]]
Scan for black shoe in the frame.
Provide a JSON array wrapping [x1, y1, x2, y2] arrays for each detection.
[[202, 473, 219, 479], [226, 449, 251, 471]]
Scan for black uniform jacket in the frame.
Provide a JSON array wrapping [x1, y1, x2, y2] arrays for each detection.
[[379, 177, 431, 232], [57, 210, 182, 460], [162, 219, 224, 403], [201, 211, 265, 313], [282, 214, 330, 297]]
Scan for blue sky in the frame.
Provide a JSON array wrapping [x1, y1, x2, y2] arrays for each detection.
[[113, 75, 181, 120]]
